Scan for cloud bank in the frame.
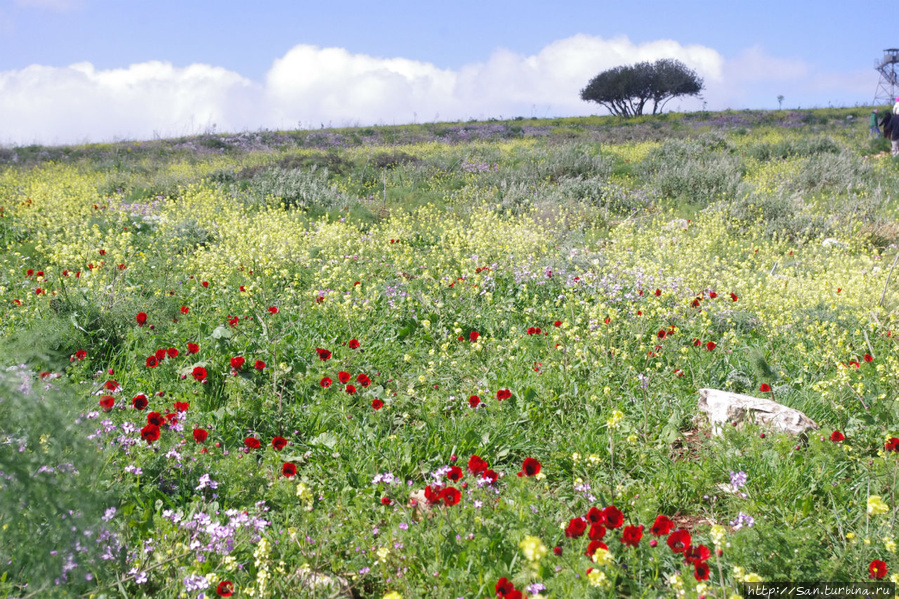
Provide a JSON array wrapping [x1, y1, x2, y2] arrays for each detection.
[[0, 34, 874, 146]]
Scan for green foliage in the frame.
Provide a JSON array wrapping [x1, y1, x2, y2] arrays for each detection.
[[581, 59, 704, 117]]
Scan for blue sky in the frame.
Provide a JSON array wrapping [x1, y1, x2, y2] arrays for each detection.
[[0, 0, 887, 145]]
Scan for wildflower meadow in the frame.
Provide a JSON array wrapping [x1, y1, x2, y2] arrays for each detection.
[[1, 108, 899, 598]]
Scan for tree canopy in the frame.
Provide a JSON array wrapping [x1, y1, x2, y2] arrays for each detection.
[[580, 59, 704, 117]]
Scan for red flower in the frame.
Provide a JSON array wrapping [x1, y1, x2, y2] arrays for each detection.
[[338, 371, 351, 383], [136, 312, 147, 326], [192, 366, 207, 381], [320, 377, 332, 388], [140, 424, 160, 444], [495, 577, 515, 596], [864, 353, 874, 362], [482, 469, 499, 483], [75, 350, 87, 360], [424, 485, 443, 505], [467, 455, 488, 474], [468, 395, 481, 408], [621, 524, 644, 547], [381, 496, 392, 505], [651, 515, 674, 536], [760, 383, 771, 392], [730, 292, 738, 302], [146, 412, 165, 427], [216, 580, 234, 597], [527, 327, 537, 335], [356, 373, 371, 387], [870, 559, 888, 580], [496, 388, 511, 401], [193, 428, 208, 443], [520, 457, 541, 477], [230, 356, 245, 370], [693, 561, 710, 581], [348, 338, 360, 349], [155, 348, 166, 361], [254, 360, 266, 371], [174, 401, 189, 412], [657, 329, 667, 339], [706, 341, 716, 351], [586, 506, 604, 524], [469, 331, 479, 342], [146, 356, 158, 368], [830, 430, 845, 443], [271, 436, 288, 451], [565, 517, 587, 538], [447, 466, 463, 482], [104, 380, 120, 391], [440, 487, 461, 506], [709, 291, 718, 299], [25, 269, 33, 277], [685, 544, 711, 565], [268, 306, 279, 314], [585, 539, 608, 557], [345, 384, 356, 394], [99, 395, 115, 411], [602, 505, 624, 529], [282, 462, 297, 477], [315, 348, 332, 361], [187, 342, 200, 354], [885, 437, 899, 452], [667, 529, 691, 553], [553, 546, 563, 556], [588, 523, 607, 541], [165, 412, 178, 426], [244, 437, 261, 450], [180, 306, 189, 314], [372, 399, 384, 410], [201, 281, 209, 288], [132, 394, 148, 410], [167, 347, 179, 358]]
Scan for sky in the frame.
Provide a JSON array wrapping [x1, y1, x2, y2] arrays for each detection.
[[0, 0, 889, 146]]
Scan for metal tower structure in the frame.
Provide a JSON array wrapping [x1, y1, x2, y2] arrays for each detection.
[[874, 49, 899, 105]]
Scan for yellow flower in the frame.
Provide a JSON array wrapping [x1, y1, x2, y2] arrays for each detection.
[[885, 538, 897, 553], [592, 547, 614, 567], [743, 573, 764, 583], [376, 547, 390, 562], [587, 569, 611, 589], [710, 524, 727, 547], [606, 410, 624, 429], [383, 592, 403, 599], [519, 535, 547, 562], [868, 495, 890, 516]]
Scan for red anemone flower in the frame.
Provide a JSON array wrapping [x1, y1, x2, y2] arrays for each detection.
[[467, 455, 488, 475], [146, 356, 158, 368], [447, 466, 463, 482], [864, 353, 874, 362], [496, 389, 511, 401], [345, 384, 356, 394], [667, 529, 692, 553], [554, 320, 562, 327], [187, 342, 200, 354], [468, 395, 481, 408], [315, 348, 332, 361], [585, 539, 608, 557], [588, 523, 607, 541], [140, 424, 160, 444], [268, 306, 278, 314], [254, 360, 266, 371], [495, 577, 515, 596], [885, 437, 899, 452], [174, 401, 189, 412], [602, 505, 624, 529], [372, 399, 384, 410], [730, 292, 738, 302], [282, 462, 297, 477], [136, 312, 147, 326], [132, 394, 148, 410], [216, 580, 234, 597], [760, 383, 771, 392], [466, 331, 478, 342], [381, 497, 392, 506], [685, 544, 711, 564], [180, 306, 189, 314], [621, 524, 644, 547], [693, 561, 710, 581], [244, 437, 261, 450], [167, 347, 179, 358], [271, 436, 288, 451], [99, 396, 115, 411], [192, 366, 207, 381], [146, 412, 165, 427], [520, 457, 541, 477], [75, 350, 87, 360], [320, 377, 332, 388], [193, 428, 208, 443], [651, 515, 674, 536], [830, 430, 845, 443], [356, 373, 371, 387], [348, 338, 360, 349], [565, 517, 587, 538], [155, 348, 166, 361], [440, 487, 461, 506], [338, 371, 351, 383], [586, 507, 604, 524], [104, 380, 119, 391], [230, 356, 245, 370], [482, 469, 498, 484], [706, 341, 716, 351], [657, 330, 667, 339]]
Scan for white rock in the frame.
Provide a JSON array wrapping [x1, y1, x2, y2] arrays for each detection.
[[697, 388, 818, 436]]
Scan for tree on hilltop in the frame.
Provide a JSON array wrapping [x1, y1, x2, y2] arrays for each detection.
[[580, 59, 704, 117]]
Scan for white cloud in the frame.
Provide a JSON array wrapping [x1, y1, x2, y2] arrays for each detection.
[[0, 34, 875, 145]]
